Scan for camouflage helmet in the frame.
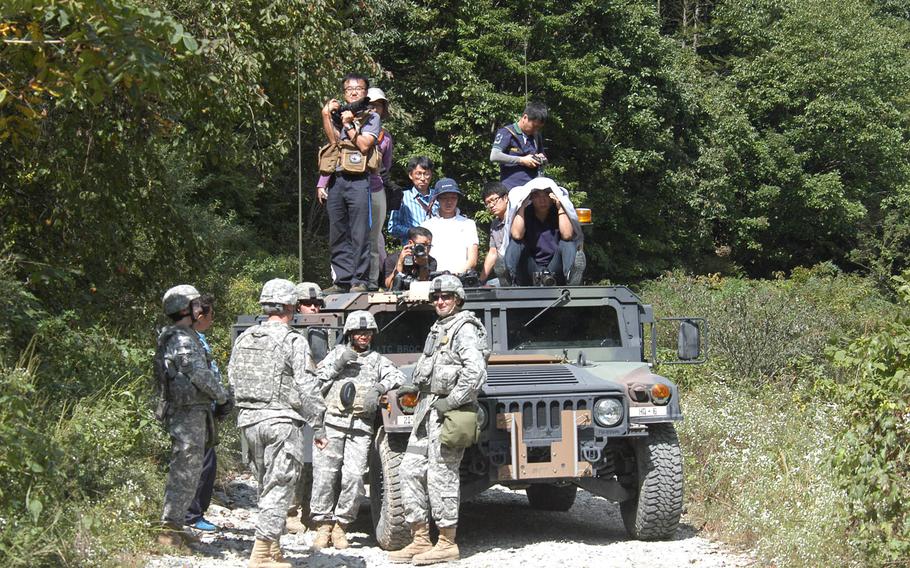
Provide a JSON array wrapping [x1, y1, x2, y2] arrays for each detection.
[[296, 281, 324, 304], [430, 274, 465, 301], [343, 310, 378, 336], [163, 284, 200, 316], [259, 278, 297, 305]]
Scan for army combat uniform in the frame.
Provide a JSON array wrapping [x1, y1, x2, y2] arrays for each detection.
[[157, 324, 230, 530], [311, 345, 404, 524], [401, 309, 488, 530], [229, 319, 326, 545]]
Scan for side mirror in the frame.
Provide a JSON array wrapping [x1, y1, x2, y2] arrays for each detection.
[[677, 320, 701, 361]]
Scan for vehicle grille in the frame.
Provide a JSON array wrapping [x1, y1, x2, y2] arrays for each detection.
[[486, 364, 578, 387]]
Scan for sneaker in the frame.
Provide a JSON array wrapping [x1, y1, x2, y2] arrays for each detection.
[[191, 518, 218, 531], [350, 284, 368, 293]]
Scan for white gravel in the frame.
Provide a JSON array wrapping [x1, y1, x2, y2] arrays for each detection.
[[146, 474, 755, 568]]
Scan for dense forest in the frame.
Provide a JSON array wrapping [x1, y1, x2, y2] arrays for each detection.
[[2, 1, 910, 566]]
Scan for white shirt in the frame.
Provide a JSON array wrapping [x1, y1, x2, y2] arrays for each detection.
[[421, 214, 479, 274]]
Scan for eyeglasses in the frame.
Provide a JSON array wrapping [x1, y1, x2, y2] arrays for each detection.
[[433, 293, 455, 302], [412, 171, 432, 178], [484, 195, 503, 208], [343, 86, 366, 93]]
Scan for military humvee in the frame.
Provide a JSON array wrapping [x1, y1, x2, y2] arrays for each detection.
[[233, 284, 704, 548]]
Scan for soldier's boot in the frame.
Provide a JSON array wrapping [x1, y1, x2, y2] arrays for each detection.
[[312, 521, 333, 549], [248, 538, 288, 568], [156, 522, 191, 550], [285, 511, 306, 535], [387, 523, 433, 563], [331, 522, 349, 550], [412, 526, 459, 565], [269, 541, 292, 568]]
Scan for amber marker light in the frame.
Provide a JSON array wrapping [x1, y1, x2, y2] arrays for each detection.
[[399, 392, 419, 408], [651, 383, 671, 404], [577, 208, 593, 224]]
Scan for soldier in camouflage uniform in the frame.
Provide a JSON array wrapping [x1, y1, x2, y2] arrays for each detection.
[[390, 275, 489, 565], [310, 310, 404, 549], [285, 281, 325, 535], [155, 285, 231, 549], [228, 279, 328, 568]]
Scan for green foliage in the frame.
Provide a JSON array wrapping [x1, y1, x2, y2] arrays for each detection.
[[691, 0, 910, 276], [829, 271, 910, 564], [641, 265, 892, 388]]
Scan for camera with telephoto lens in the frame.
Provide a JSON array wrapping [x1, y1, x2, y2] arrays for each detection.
[[403, 242, 429, 269], [331, 96, 372, 128], [533, 270, 557, 287]]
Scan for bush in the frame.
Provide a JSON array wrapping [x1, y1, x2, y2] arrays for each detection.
[[641, 266, 892, 389], [829, 271, 910, 564]]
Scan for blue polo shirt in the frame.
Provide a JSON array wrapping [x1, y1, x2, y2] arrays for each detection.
[[492, 122, 542, 189]]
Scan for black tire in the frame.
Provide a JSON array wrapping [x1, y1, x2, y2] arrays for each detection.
[[620, 423, 684, 540], [526, 483, 577, 511], [369, 427, 411, 550]]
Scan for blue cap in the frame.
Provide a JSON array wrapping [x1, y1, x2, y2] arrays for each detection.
[[434, 178, 462, 196]]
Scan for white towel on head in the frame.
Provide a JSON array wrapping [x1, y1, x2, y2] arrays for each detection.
[[501, 177, 582, 256]]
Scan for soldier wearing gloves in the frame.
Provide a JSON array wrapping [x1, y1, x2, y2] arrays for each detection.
[[389, 275, 490, 565], [228, 279, 328, 568], [311, 310, 404, 550], [154, 285, 232, 549]]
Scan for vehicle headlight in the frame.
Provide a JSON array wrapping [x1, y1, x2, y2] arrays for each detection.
[[593, 398, 623, 427], [476, 404, 488, 430]]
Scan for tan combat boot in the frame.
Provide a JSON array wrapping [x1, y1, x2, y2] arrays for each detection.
[[285, 510, 306, 535], [331, 522, 349, 549], [312, 521, 333, 549], [387, 523, 433, 563], [248, 538, 288, 568], [412, 526, 459, 565], [269, 540, 292, 568]]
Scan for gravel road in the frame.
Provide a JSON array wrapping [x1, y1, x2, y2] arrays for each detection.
[[146, 474, 754, 568]]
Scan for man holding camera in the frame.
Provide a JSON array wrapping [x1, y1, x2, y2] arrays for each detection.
[[490, 101, 548, 190], [420, 178, 478, 276], [318, 72, 381, 294], [384, 226, 438, 290]]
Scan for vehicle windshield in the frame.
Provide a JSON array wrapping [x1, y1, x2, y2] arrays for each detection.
[[507, 304, 622, 350], [372, 308, 484, 354]]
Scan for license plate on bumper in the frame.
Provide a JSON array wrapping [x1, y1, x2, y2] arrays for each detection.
[[629, 406, 668, 418], [397, 415, 415, 426]]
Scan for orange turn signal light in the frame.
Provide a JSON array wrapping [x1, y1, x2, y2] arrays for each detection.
[[651, 383, 671, 403], [399, 392, 419, 408], [577, 208, 592, 224]]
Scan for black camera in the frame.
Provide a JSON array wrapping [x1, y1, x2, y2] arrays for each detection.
[[459, 270, 480, 288], [533, 270, 557, 287], [331, 96, 372, 128], [392, 272, 416, 291], [413, 243, 428, 258]]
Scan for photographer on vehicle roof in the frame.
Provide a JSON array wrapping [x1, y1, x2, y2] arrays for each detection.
[[384, 226, 438, 291]]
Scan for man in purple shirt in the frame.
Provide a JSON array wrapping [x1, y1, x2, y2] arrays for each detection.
[[318, 72, 381, 294], [490, 102, 548, 189]]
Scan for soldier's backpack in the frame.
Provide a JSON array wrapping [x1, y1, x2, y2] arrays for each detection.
[[229, 326, 298, 409]]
